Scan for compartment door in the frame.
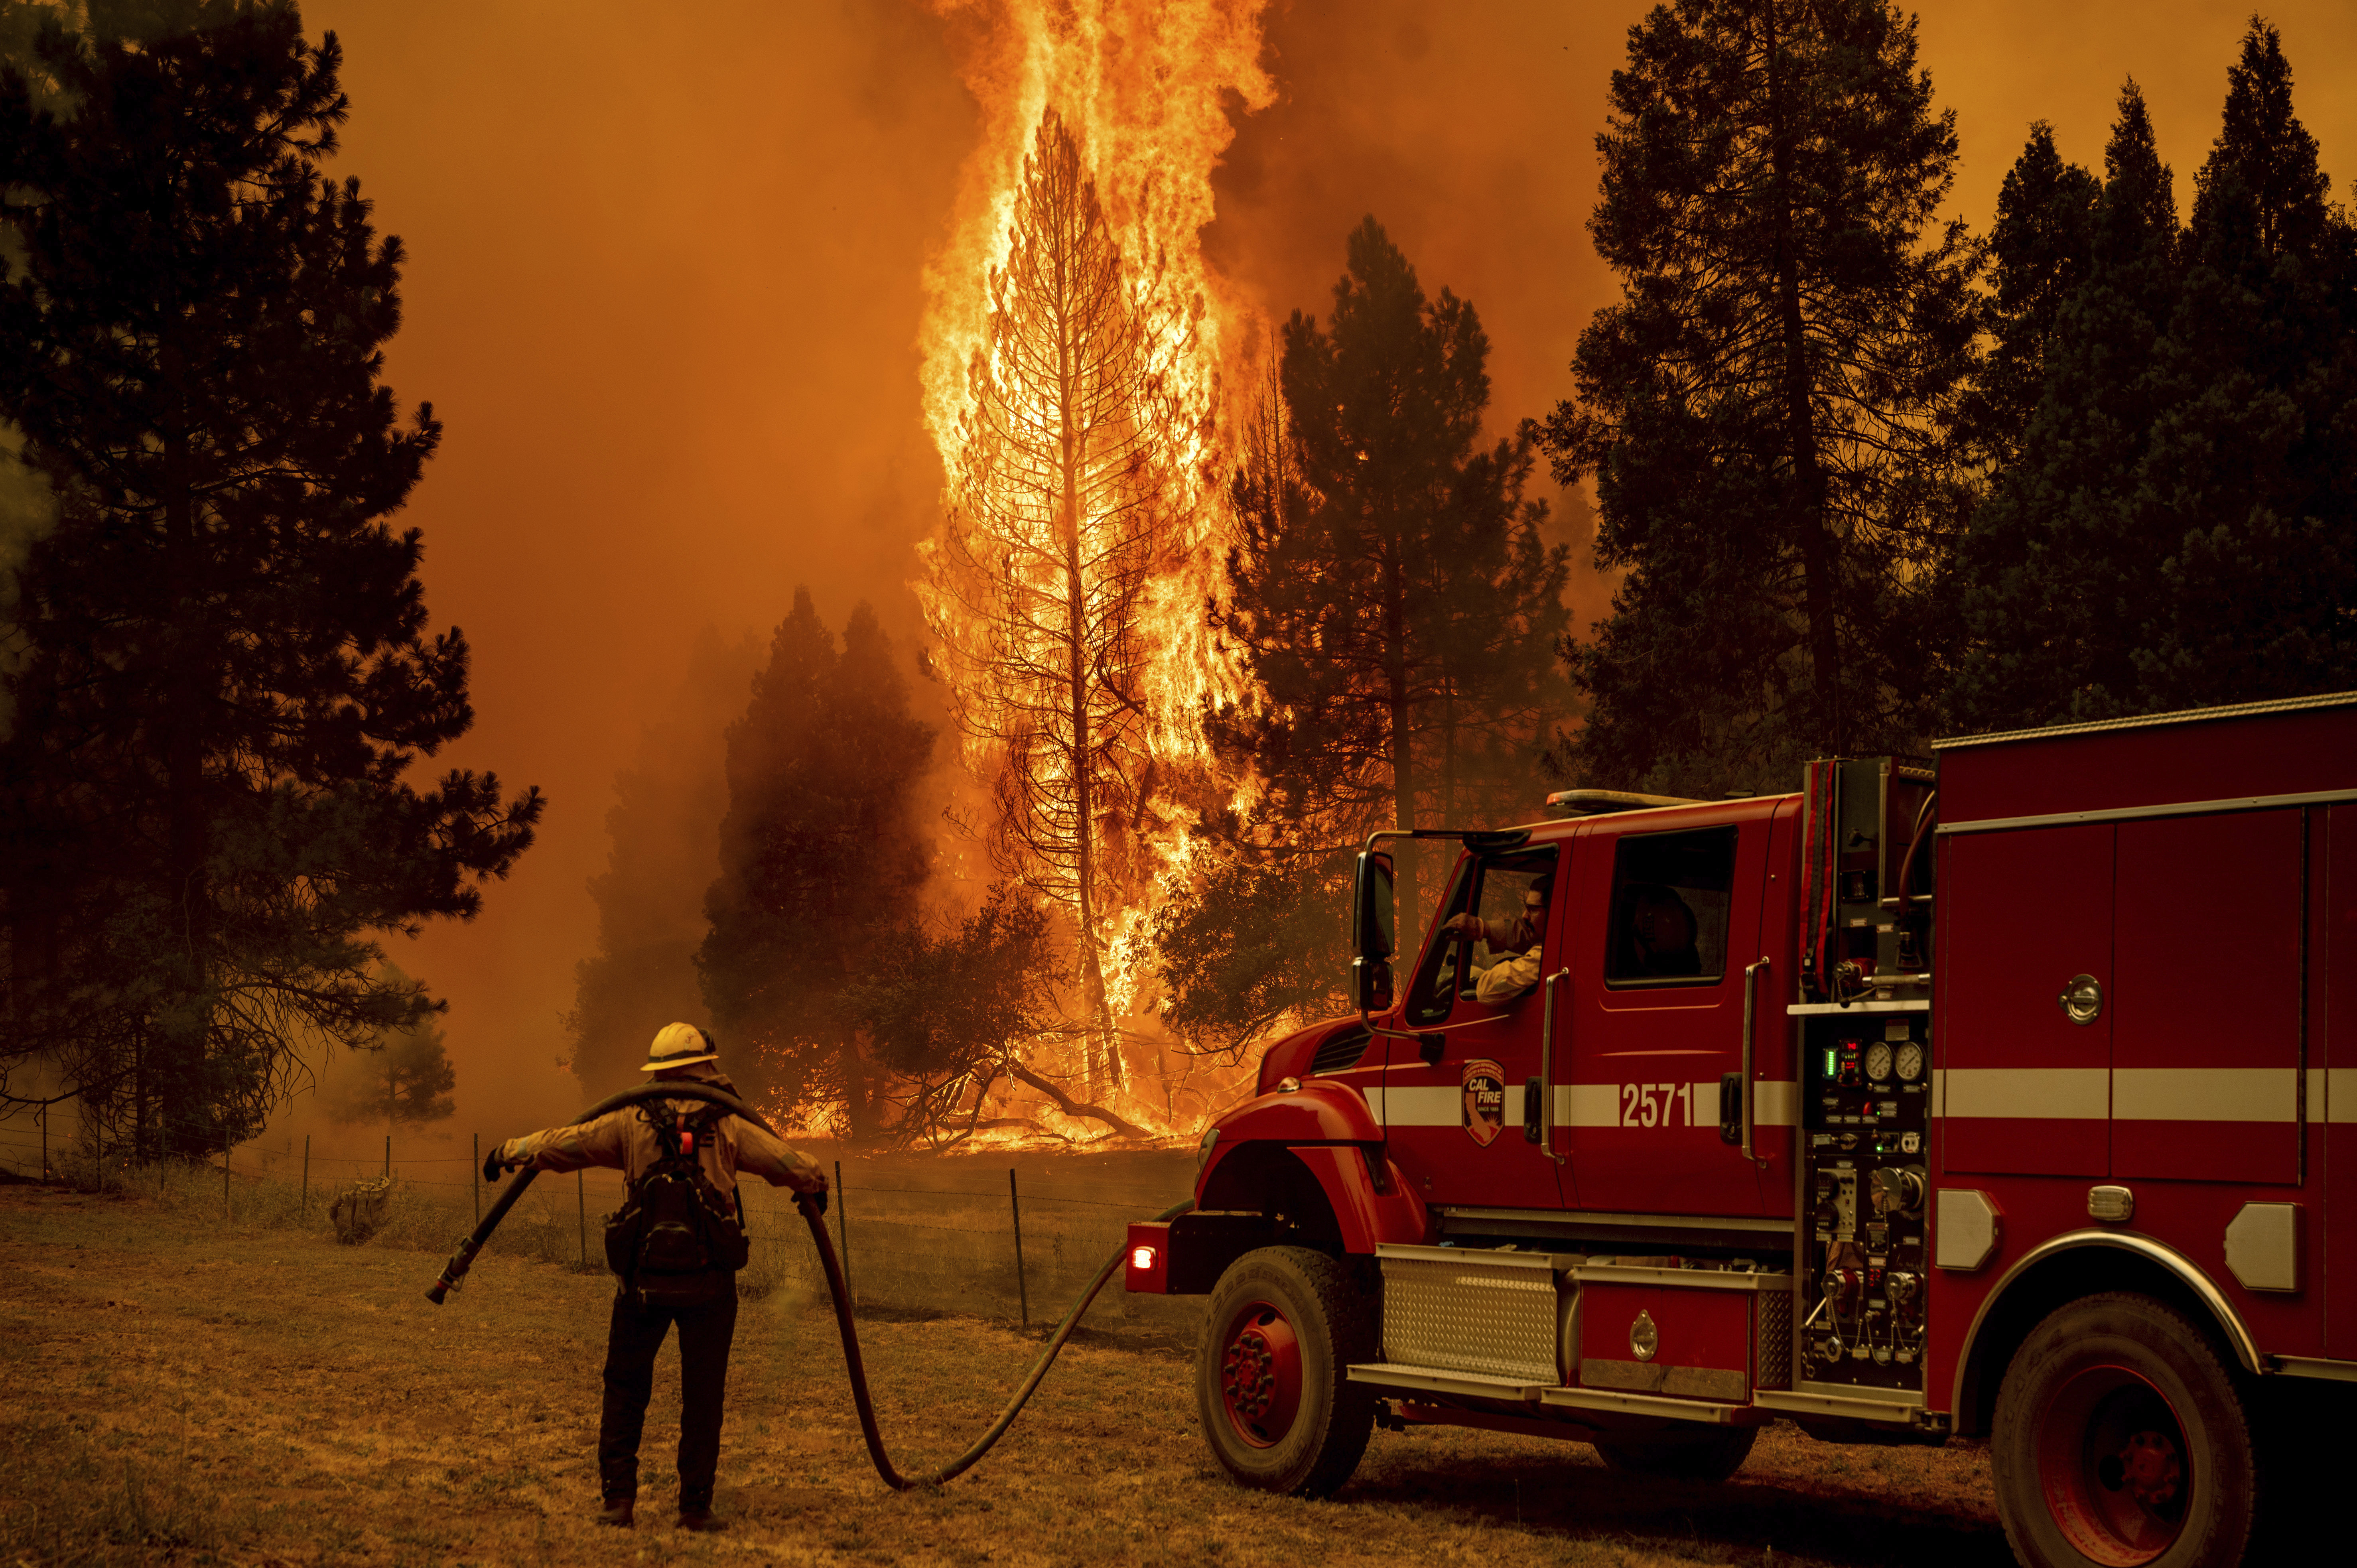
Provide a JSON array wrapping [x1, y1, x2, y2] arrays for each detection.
[[1938, 823, 2113, 1177], [2112, 810, 2302, 1184]]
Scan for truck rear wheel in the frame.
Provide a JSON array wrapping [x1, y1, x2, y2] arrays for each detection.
[[1196, 1246, 1376, 1498], [1593, 1424, 1758, 1483], [1992, 1293, 2255, 1568]]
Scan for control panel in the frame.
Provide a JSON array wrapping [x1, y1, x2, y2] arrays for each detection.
[[1798, 1011, 1929, 1392]]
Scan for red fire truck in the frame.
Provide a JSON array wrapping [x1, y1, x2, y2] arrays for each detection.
[[1126, 693, 2354, 1568]]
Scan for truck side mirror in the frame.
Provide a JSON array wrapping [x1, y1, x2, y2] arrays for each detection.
[[1353, 850, 1396, 1013]]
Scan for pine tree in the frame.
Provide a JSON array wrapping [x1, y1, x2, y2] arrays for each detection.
[[834, 882, 1066, 1146], [1218, 218, 1568, 841], [696, 590, 933, 1139], [0, 1, 540, 1156], [1944, 23, 2357, 725], [2133, 20, 2357, 707], [1543, 0, 1980, 791], [922, 110, 1191, 1093], [326, 961, 455, 1131], [1970, 123, 2101, 465], [564, 628, 759, 1093], [1167, 221, 1565, 1049]]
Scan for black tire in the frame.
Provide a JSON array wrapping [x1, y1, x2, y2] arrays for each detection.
[[1593, 1423, 1758, 1483], [1992, 1292, 2256, 1568], [1195, 1246, 1377, 1497]]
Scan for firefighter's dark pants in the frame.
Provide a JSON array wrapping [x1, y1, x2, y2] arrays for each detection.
[[597, 1278, 739, 1507]]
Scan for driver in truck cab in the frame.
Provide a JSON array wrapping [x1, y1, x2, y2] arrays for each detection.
[[1442, 873, 1551, 1002]]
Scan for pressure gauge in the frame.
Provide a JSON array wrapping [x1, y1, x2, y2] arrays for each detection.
[[1864, 1042, 1894, 1082], [1895, 1042, 1925, 1082]]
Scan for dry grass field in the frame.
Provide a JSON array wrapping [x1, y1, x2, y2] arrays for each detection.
[[0, 1178, 2014, 1568]]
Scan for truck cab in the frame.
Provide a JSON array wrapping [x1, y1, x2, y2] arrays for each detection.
[[1128, 693, 2356, 1568]]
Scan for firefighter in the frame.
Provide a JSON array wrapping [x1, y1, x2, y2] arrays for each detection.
[[485, 1022, 828, 1531], [1444, 875, 1552, 1001]]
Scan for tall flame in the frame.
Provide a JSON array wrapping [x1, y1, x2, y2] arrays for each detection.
[[917, 0, 1274, 1124]]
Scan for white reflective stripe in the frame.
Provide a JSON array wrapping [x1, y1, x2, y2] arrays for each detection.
[[1754, 1080, 1799, 1127], [1557, 1084, 1620, 1127], [1380, 1086, 1463, 1127], [2113, 1068, 2296, 1123], [1942, 1067, 2110, 1120], [2326, 1068, 2357, 1124], [1691, 1079, 1722, 1127]]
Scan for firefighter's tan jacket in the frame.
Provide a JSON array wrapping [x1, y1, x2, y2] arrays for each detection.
[[499, 1078, 824, 1198]]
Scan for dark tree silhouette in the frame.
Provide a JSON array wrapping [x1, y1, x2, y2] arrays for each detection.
[[1543, 0, 1980, 792], [1166, 222, 1565, 1052], [326, 963, 456, 1131], [564, 628, 759, 1093], [1944, 22, 2357, 725], [1220, 221, 1567, 843], [0, 1, 540, 1157], [697, 591, 934, 1140]]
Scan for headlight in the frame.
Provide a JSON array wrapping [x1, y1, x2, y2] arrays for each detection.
[[1196, 1126, 1220, 1173]]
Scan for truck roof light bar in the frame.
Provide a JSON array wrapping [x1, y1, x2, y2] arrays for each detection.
[[1543, 789, 1703, 817]]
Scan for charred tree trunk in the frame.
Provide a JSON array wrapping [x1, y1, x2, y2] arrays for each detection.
[[926, 109, 1178, 1101]]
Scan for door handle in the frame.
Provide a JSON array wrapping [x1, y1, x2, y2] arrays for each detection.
[[2057, 974, 2102, 1025], [1535, 968, 1569, 1165], [1740, 957, 1769, 1165]]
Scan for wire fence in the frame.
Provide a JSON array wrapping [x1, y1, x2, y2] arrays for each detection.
[[0, 1123, 1207, 1343]]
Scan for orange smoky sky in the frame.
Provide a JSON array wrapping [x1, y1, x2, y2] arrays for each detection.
[[284, 0, 2357, 1144]]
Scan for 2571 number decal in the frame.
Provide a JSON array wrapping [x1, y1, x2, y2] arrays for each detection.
[[1618, 1081, 1694, 1128]]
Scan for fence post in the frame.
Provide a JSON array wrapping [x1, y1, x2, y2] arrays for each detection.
[[223, 1154, 230, 1220], [835, 1160, 849, 1303], [1009, 1167, 1029, 1330], [473, 1134, 481, 1226], [302, 1135, 309, 1218], [383, 1133, 390, 1179], [578, 1170, 587, 1266], [40, 1105, 48, 1185]]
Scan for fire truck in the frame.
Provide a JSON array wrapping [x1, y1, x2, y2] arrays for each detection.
[[1125, 692, 2355, 1568]]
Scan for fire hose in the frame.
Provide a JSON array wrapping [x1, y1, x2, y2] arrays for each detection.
[[424, 1080, 1193, 1489]]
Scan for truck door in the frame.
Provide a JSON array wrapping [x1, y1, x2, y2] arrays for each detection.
[[1563, 811, 1778, 1215], [1378, 844, 1572, 1211], [2111, 809, 2301, 1185], [1937, 823, 2114, 1177]]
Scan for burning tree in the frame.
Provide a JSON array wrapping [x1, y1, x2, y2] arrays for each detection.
[[924, 110, 1194, 1095]]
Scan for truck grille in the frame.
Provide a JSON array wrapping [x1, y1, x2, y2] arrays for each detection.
[[1310, 1026, 1373, 1076]]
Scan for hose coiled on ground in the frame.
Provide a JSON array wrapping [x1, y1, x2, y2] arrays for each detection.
[[424, 1081, 1193, 1489]]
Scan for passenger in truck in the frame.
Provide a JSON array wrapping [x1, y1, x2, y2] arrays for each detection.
[[1620, 884, 1703, 977]]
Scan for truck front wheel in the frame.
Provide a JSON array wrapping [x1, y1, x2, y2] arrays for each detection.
[[1992, 1292, 2255, 1568], [1196, 1246, 1376, 1497]]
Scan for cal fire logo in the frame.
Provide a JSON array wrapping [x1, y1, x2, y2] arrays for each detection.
[[1461, 1058, 1507, 1146]]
